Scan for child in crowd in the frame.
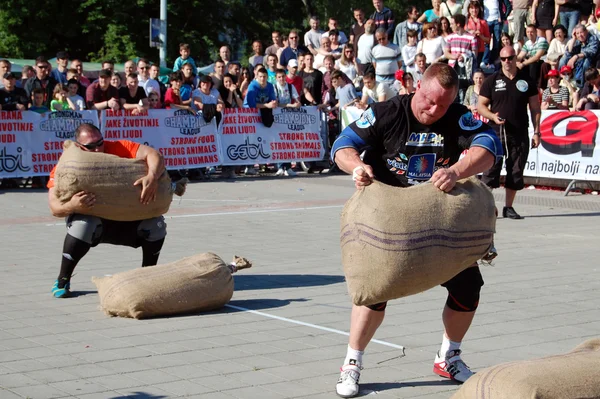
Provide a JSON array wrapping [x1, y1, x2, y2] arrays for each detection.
[[50, 84, 74, 111], [173, 43, 197, 73], [164, 71, 192, 110], [67, 79, 86, 110], [29, 88, 50, 114], [402, 30, 419, 75], [148, 91, 162, 109]]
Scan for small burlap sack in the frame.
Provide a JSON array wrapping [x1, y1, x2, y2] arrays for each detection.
[[92, 253, 252, 319], [340, 178, 496, 306], [54, 141, 186, 222], [451, 338, 600, 399]]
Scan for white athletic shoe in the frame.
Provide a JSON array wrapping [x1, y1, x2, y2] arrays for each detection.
[[275, 168, 285, 176], [284, 168, 297, 177], [433, 349, 473, 383], [244, 167, 258, 176], [336, 362, 361, 398]]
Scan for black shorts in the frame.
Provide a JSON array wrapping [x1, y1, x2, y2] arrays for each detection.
[[482, 127, 529, 191]]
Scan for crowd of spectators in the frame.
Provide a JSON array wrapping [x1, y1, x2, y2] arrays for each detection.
[[2, 0, 600, 180]]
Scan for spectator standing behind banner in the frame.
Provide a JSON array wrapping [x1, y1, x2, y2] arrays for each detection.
[[29, 88, 50, 113], [350, 8, 367, 50], [274, 69, 300, 177], [25, 56, 58, 108], [51, 51, 69, 85], [70, 59, 90, 88], [401, 30, 419, 75], [86, 69, 120, 111], [331, 63, 501, 399], [575, 67, 600, 110], [119, 73, 149, 115], [0, 59, 11, 90], [463, 70, 487, 119], [0, 72, 28, 110], [413, 53, 427, 84], [516, 24, 549, 87], [137, 58, 160, 97], [466, 1, 491, 69], [477, 46, 541, 220], [110, 73, 122, 90], [286, 59, 304, 95], [47, 123, 168, 299], [164, 72, 192, 111], [357, 19, 377, 75], [173, 43, 197, 72], [559, 65, 579, 107], [279, 29, 309, 69], [266, 31, 284, 58], [305, 16, 324, 56], [322, 18, 349, 44], [371, 0, 395, 39], [249, 40, 265, 67], [418, 0, 443, 23], [336, 47, 360, 82], [371, 28, 402, 85], [394, 6, 423, 53], [149, 65, 167, 103], [298, 53, 324, 106], [417, 22, 447, 64], [124, 60, 135, 79]]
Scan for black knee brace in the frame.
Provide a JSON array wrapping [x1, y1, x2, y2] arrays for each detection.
[[442, 266, 484, 312], [366, 301, 387, 311]]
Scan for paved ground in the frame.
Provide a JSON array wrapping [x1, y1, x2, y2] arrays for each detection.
[[1, 173, 599, 399]]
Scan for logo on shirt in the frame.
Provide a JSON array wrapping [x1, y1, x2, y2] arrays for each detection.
[[407, 132, 444, 147], [494, 80, 506, 92], [356, 108, 376, 128], [387, 156, 408, 175], [458, 112, 483, 131], [407, 153, 436, 179], [516, 80, 529, 93]]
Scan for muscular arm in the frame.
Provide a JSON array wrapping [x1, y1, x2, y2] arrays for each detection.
[[431, 146, 495, 192], [476, 95, 497, 121], [134, 144, 165, 204], [48, 187, 95, 218]]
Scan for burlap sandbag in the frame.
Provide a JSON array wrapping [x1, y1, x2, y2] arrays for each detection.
[[340, 177, 496, 306], [92, 253, 252, 319], [54, 140, 184, 222], [451, 338, 600, 399]]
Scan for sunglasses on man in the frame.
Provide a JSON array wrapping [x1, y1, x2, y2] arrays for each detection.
[[77, 139, 104, 150]]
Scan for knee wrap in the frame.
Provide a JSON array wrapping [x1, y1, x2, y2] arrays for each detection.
[[366, 302, 387, 312], [443, 266, 484, 312], [137, 216, 167, 242], [66, 214, 103, 245]]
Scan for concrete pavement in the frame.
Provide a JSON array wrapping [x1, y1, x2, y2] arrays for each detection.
[[0, 173, 599, 398]]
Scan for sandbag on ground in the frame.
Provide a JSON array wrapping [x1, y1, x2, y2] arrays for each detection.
[[451, 338, 600, 399], [54, 140, 186, 221], [341, 177, 496, 306], [92, 253, 252, 319]]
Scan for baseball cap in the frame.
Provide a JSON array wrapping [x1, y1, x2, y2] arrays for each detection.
[[395, 69, 404, 81], [56, 51, 69, 60], [288, 59, 299, 68], [3, 72, 17, 80], [546, 69, 559, 78], [560, 65, 573, 75]]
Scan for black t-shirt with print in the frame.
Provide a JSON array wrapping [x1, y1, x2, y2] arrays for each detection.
[[348, 94, 494, 188], [479, 69, 537, 135], [298, 70, 323, 105], [118, 86, 147, 104]]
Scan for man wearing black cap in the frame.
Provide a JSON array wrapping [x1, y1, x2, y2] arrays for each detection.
[[85, 69, 120, 110], [51, 51, 69, 85], [0, 72, 28, 111], [24, 56, 58, 108]]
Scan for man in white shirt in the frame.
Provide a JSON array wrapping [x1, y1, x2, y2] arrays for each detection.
[[137, 58, 160, 97], [358, 71, 395, 107], [371, 28, 402, 84], [357, 19, 377, 75]]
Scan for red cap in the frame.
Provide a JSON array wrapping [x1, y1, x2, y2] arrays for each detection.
[[560, 65, 572, 75], [546, 69, 560, 78], [395, 69, 404, 81], [595, 7, 600, 18]]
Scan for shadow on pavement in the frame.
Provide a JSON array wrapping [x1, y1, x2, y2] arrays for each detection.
[[233, 274, 345, 291], [360, 378, 458, 394], [518, 212, 600, 218], [225, 297, 309, 311], [108, 392, 168, 399]]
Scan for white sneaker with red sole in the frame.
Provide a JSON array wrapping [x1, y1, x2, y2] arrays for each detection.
[[433, 349, 474, 383]]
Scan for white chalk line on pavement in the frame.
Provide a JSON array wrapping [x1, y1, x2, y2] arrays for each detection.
[[224, 303, 406, 352], [44, 204, 344, 226]]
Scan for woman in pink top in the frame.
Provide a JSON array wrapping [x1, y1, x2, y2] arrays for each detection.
[[466, 1, 490, 68]]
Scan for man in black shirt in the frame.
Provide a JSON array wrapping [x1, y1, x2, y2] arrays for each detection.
[[331, 63, 502, 398], [0, 72, 28, 111], [24, 56, 58, 108], [478, 46, 541, 220]]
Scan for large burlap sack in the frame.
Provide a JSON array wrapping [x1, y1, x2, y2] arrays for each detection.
[[341, 178, 496, 306], [451, 338, 600, 399], [92, 253, 252, 319], [54, 140, 185, 222]]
